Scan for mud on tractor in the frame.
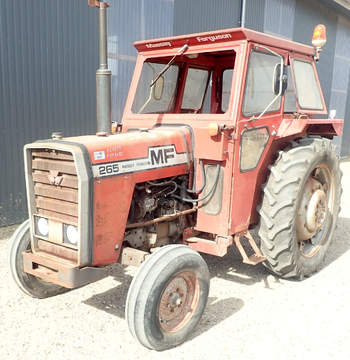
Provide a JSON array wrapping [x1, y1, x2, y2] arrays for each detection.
[[9, 1, 343, 351]]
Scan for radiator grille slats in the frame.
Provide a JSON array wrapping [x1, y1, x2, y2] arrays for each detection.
[[36, 196, 78, 217], [34, 183, 78, 203], [32, 170, 78, 188], [32, 150, 75, 161], [32, 149, 78, 225], [37, 209, 78, 226], [32, 158, 77, 175]]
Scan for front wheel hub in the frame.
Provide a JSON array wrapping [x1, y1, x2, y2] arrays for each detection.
[[158, 272, 199, 333]]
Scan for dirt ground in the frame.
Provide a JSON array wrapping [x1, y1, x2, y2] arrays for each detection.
[[1, 162, 350, 360]]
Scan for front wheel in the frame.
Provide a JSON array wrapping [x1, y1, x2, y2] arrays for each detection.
[[125, 245, 210, 351], [8, 220, 69, 298], [258, 137, 342, 279]]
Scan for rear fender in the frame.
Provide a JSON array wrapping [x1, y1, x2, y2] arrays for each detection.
[[277, 118, 343, 138]]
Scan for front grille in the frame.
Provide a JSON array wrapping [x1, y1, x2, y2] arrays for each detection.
[[31, 149, 78, 226]]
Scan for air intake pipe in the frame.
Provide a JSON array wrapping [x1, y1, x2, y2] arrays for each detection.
[[89, 0, 112, 134]]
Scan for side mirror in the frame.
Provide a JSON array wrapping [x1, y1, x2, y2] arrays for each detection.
[[152, 76, 164, 100], [273, 64, 288, 96]]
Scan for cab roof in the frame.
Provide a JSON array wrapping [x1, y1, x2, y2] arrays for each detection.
[[134, 27, 315, 56]]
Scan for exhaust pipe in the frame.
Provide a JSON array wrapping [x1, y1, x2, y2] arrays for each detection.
[[89, 0, 112, 134]]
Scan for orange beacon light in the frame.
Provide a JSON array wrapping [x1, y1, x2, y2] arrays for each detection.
[[312, 24, 327, 61]]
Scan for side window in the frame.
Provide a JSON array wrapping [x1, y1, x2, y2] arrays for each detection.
[[181, 68, 209, 110], [221, 69, 233, 112], [243, 51, 281, 116], [240, 127, 270, 171], [284, 66, 297, 113], [293, 60, 323, 110]]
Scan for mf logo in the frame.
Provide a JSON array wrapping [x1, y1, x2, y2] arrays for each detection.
[[149, 146, 175, 166]]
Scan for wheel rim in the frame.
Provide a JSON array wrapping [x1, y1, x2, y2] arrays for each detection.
[[296, 163, 335, 257], [158, 271, 200, 333]]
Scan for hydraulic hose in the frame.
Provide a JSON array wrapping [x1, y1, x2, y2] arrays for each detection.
[[186, 159, 206, 194], [146, 180, 178, 196], [172, 163, 221, 204]]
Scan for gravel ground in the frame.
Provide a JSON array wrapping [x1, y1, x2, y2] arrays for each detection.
[[1, 162, 350, 360]]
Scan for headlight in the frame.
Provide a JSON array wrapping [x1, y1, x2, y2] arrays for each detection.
[[36, 217, 49, 237], [64, 224, 79, 245]]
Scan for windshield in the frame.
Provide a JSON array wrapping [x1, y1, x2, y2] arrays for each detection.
[[131, 50, 235, 115], [132, 62, 179, 114]]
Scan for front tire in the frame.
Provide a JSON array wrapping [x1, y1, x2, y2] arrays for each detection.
[[125, 245, 210, 351], [8, 220, 69, 298], [258, 137, 342, 279]]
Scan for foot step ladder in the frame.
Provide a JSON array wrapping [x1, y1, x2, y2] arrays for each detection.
[[234, 231, 266, 265]]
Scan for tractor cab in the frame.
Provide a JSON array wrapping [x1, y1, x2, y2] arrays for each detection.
[[120, 27, 341, 239], [123, 28, 329, 124]]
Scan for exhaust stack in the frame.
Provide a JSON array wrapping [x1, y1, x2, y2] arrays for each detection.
[[89, 0, 112, 134]]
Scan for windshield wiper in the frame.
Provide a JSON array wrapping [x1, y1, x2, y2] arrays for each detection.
[[150, 44, 189, 87]]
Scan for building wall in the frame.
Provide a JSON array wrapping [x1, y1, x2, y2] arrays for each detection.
[[108, 0, 174, 122], [1, 0, 349, 226], [0, 0, 98, 226], [331, 16, 350, 156], [293, 0, 337, 114], [0, 0, 173, 226], [173, 0, 240, 34]]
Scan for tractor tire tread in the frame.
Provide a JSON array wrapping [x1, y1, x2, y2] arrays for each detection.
[[258, 137, 342, 279]]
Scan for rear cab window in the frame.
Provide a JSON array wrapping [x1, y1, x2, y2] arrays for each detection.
[[292, 59, 324, 110], [181, 68, 209, 111], [221, 69, 234, 112]]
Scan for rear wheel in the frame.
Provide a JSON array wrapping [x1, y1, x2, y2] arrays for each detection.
[[8, 220, 69, 298], [125, 245, 210, 351], [258, 137, 342, 279]]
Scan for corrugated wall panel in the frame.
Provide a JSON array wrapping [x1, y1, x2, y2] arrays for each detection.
[[343, 72, 350, 157], [0, 1, 98, 226], [108, 0, 174, 122], [0, 0, 174, 226], [264, 0, 296, 39], [245, 0, 266, 32], [173, 0, 241, 35], [332, 16, 350, 157], [1, 0, 350, 226], [293, 0, 337, 112]]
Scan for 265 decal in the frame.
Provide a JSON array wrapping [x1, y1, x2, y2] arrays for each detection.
[[97, 163, 120, 176], [92, 145, 188, 178]]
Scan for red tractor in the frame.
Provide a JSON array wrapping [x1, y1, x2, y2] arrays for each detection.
[[9, 2, 343, 351]]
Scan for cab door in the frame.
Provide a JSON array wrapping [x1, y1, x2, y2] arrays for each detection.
[[192, 48, 241, 236], [229, 43, 289, 233]]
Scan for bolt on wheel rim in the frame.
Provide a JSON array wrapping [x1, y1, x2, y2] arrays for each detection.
[[158, 271, 200, 333], [296, 163, 335, 257]]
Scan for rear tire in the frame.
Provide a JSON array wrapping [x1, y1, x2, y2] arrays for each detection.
[[125, 245, 210, 351], [258, 137, 342, 279], [8, 220, 69, 298]]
